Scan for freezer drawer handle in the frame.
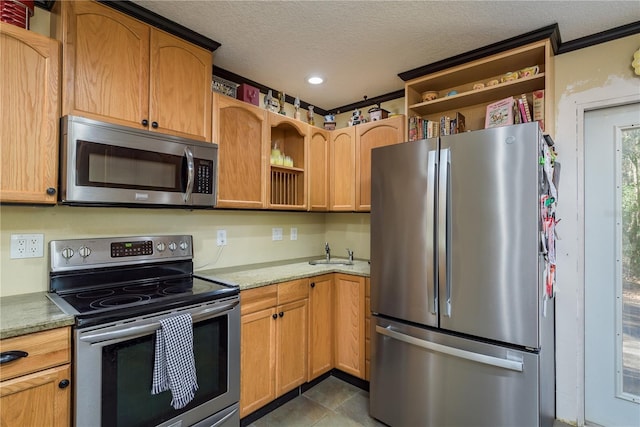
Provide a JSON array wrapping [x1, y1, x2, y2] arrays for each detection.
[[376, 325, 524, 372]]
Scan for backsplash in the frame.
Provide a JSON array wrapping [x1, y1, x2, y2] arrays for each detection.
[[0, 206, 369, 297]]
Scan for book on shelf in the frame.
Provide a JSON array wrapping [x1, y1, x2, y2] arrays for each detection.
[[453, 112, 466, 133], [485, 97, 514, 128], [408, 117, 441, 141], [532, 89, 545, 131], [520, 93, 532, 122]]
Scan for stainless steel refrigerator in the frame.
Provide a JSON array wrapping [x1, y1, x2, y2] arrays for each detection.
[[370, 122, 557, 427]]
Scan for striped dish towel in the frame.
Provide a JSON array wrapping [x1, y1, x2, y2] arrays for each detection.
[[151, 313, 198, 409]]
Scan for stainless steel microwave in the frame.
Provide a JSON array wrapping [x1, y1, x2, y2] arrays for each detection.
[[59, 116, 217, 207]]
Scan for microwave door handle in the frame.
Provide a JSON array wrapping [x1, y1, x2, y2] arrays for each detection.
[[184, 146, 195, 202]]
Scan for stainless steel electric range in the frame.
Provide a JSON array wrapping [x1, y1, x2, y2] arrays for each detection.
[[47, 235, 240, 427]]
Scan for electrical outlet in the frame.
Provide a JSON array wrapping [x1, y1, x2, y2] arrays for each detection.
[[10, 234, 44, 259], [290, 227, 298, 240], [216, 229, 227, 246], [272, 227, 283, 241]]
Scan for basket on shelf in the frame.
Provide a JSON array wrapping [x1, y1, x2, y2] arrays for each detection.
[[0, 1, 34, 29], [212, 75, 239, 98]]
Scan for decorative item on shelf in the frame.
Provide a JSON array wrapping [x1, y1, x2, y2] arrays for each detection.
[[500, 72, 519, 83], [283, 156, 294, 167], [270, 141, 284, 166], [237, 83, 259, 106], [485, 97, 515, 128], [264, 90, 273, 110], [324, 113, 336, 130], [486, 79, 499, 87], [212, 75, 239, 98], [294, 96, 301, 120], [0, 0, 34, 29], [633, 48, 640, 76], [349, 108, 367, 126], [277, 91, 286, 115], [472, 83, 485, 90], [307, 105, 315, 125], [368, 104, 389, 121], [518, 65, 539, 78], [421, 91, 438, 102], [446, 90, 458, 97]]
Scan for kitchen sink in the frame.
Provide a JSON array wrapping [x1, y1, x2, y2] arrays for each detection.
[[308, 259, 353, 266]]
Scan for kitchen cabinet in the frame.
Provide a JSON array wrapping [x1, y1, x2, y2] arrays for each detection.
[[239, 279, 309, 418], [355, 116, 405, 211], [268, 113, 308, 210], [329, 126, 356, 211], [0, 327, 71, 426], [365, 278, 371, 381], [404, 39, 554, 137], [334, 274, 366, 379], [307, 127, 330, 211], [54, 0, 212, 141], [308, 275, 334, 380], [213, 94, 268, 209], [0, 23, 60, 204]]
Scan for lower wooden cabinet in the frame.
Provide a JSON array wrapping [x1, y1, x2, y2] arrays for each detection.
[[334, 274, 366, 379], [365, 278, 371, 381], [239, 279, 309, 418], [0, 327, 71, 427]]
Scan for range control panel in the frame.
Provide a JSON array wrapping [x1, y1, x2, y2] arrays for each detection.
[[50, 235, 193, 272]]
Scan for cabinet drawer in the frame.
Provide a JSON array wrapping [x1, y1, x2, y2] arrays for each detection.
[[0, 327, 70, 381], [277, 279, 309, 305], [241, 285, 278, 316]]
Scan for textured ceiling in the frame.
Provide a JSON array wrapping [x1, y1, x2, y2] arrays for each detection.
[[132, 0, 640, 111]]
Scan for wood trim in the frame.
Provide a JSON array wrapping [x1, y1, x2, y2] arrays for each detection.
[[557, 21, 640, 54]]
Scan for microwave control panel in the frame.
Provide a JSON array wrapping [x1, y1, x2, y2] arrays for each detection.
[[194, 159, 213, 194]]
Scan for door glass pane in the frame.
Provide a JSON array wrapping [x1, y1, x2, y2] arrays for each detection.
[[621, 126, 640, 400]]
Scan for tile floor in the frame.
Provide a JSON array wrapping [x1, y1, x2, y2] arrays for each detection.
[[247, 375, 575, 427]]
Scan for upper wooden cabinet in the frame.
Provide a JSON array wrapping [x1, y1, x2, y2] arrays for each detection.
[[213, 94, 268, 209], [329, 126, 356, 211], [268, 113, 308, 210], [355, 116, 405, 211], [0, 23, 60, 204], [405, 39, 554, 138], [54, 0, 212, 141], [307, 127, 330, 211]]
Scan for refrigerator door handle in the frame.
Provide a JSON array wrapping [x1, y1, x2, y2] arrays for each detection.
[[439, 148, 452, 317], [427, 149, 438, 315], [376, 325, 523, 372]]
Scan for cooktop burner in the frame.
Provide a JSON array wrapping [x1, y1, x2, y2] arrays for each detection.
[[47, 235, 239, 327]]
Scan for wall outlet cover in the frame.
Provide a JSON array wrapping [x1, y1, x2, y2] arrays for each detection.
[[290, 227, 298, 240], [10, 234, 44, 259], [272, 228, 283, 241], [216, 229, 227, 246]]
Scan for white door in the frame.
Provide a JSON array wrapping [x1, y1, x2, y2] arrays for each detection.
[[585, 103, 640, 426]]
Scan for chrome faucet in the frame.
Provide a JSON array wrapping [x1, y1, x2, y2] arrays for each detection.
[[346, 248, 354, 263], [325, 242, 331, 261]]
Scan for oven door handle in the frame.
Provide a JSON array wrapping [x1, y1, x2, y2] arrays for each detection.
[[79, 300, 238, 344]]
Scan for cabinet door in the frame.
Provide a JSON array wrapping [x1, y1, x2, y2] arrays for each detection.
[[365, 278, 371, 381], [0, 24, 59, 204], [308, 275, 334, 379], [214, 94, 268, 209], [355, 116, 405, 211], [308, 127, 330, 211], [240, 307, 276, 418], [0, 364, 70, 426], [150, 29, 212, 141], [334, 274, 365, 378], [329, 126, 356, 211], [58, 0, 150, 129], [276, 299, 308, 396]]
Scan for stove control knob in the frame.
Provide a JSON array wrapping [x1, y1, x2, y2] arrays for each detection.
[[179, 241, 188, 251], [156, 242, 166, 252], [168, 242, 177, 252], [61, 247, 74, 260], [78, 246, 92, 258]]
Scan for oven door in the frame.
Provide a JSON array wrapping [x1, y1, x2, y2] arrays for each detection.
[[60, 115, 217, 207], [74, 297, 239, 427]]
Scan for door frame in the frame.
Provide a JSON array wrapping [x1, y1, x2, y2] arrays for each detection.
[[576, 93, 640, 425]]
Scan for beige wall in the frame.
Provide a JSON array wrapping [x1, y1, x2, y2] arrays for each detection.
[[553, 34, 640, 425]]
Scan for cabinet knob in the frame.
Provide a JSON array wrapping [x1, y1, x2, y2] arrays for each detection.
[[46, 187, 56, 195], [142, 119, 149, 127], [58, 379, 70, 389], [310, 282, 315, 288], [272, 314, 278, 319], [279, 312, 284, 318], [151, 121, 159, 129]]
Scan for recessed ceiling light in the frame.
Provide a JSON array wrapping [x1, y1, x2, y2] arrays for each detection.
[[307, 76, 324, 85]]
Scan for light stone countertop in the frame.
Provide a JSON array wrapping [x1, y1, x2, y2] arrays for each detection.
[[0, 258, 370, 339], [0, 292, 75, 340], [195, 258, 370, 290]]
